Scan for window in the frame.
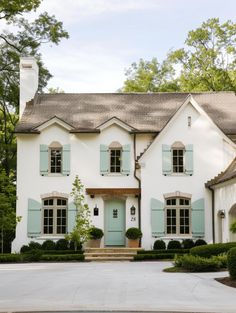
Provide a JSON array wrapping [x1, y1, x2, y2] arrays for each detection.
[[172, 142, 185, 173], [49, 142, 62, 174], [166, 197, 191, 235], [43, 198, 67, 235], [109, 141, 122, 173]]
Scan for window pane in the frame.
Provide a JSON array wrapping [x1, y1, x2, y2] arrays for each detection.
[[110, 149, 122, 173], [49, 199, 53, 205]]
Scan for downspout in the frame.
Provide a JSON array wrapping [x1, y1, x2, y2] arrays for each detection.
[[133, 134, 141, 233], [207, 185, 215, 244]]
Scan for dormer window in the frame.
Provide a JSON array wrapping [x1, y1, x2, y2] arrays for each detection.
[[49, 142, 62, 174], [109, 141, 122, 173]]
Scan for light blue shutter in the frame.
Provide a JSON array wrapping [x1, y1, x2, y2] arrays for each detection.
[[121, 144, 131, 175], [100, 144, 109, 175], [151, 198, 165, 237], [67, 202, 77, 232], [185, 144, 193, 175], [192, 198, 205, 237], [162, 144, 172, 175], [27, 198, 41, 237], [40, 145, 48, 176], [62, 144, 70, 176]]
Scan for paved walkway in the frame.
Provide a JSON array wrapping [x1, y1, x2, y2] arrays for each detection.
[[0, 262, 235, 313]]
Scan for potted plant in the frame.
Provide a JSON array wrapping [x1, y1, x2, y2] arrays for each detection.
[[88, 227, 104, 248], [125, 227, 142, 248]]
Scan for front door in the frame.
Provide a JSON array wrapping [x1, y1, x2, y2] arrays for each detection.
[[105, 199, 125, 246]]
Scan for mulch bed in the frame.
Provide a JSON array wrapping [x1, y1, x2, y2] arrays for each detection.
[[215, 276, 236, 288]]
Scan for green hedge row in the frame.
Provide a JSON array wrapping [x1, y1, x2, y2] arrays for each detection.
[[134, 253, 176, 261], [190, 242, 236, 258], [0, 253, 84, 263], [228, 247, 236, 279], [34, 250, 83, 255], [137, 249, 189, 255], [174, 254, 227, 272]]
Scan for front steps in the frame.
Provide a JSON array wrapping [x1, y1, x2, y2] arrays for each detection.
[[84, 247, 142, 261]]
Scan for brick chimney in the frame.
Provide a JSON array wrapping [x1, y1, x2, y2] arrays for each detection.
[[19, 57, 39, 119]]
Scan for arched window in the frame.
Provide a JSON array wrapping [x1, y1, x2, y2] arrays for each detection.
[[42, 197, 67, 234], [49, 141, 62, 174], [165, 196, 191, 235]]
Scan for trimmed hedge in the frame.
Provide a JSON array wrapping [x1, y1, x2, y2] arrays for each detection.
[[153, 240, 166, 250], [134, 253, 175, 261], [137, 249, 189, 255], [41, 254, 84, 262], [167, 240, 181, 250], [42, 240, 56, 250], [55, 239, 69, 250], [191, 242, 236, 258], [182, 239, 194, 249], [228, 247, 236, 279], [42, 250, 83, 255], [0, 254, 23, 263], [174, 254, 226, 272]]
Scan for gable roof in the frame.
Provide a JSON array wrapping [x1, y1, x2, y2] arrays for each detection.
[[206, 158, 236, 188], [15, 92, 236, 137]]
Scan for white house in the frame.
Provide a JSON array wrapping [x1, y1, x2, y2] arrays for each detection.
[[12, 57, 236, 252]]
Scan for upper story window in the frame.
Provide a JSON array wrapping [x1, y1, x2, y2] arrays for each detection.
[[165, 197, 191, 235], [109, 141, 122, 173], [49, 142, 62, 174], [162, 143, 193, 176], [172, 141, 185, 173], [43, 197, 67, 235]]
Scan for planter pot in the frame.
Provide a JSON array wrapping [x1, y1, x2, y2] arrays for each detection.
[[88, 239, 101, 248], [127, 239, 139, 248]]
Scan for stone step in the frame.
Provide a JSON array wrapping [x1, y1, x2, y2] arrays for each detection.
[[85, 256, 133, 261], [85, 248, 142, 254]]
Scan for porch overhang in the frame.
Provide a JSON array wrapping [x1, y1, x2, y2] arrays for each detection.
[[86, 188, 141, 197]]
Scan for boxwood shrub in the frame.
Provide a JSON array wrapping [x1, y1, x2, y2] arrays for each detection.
[[42, 240, 56, 250], [182, 239, 194, 249], [28, 241, 42, 250], [20, 245, 31, 253], [174, 254, 223, 272], [43, 250, 83, 255], [153, 240, 166, 250], [167, 240, 181, 250], [194, 239, 207, 247], [0, 254, 23, 263], [41, 254, 84, 262], [227, 247, 236, 279], [137, 249, 189, 255], [134, 253, 175, 261], [191, 242, 236, 258]]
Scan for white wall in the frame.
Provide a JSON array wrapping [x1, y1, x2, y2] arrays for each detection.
[[12, 123, 144, 251], [214, 178, 236, 243], [140, 102, 236, 249]]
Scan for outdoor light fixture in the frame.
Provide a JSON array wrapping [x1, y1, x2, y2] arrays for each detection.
[[94, 205, 99, 216], [219, 210, 225, 218], [130, 205, 136, 215]]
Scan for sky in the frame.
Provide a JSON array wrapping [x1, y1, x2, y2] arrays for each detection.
[[6, 0, 236, 92]]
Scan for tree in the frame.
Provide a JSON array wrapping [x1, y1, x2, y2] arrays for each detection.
[[122, 58, 179, 92], [168, 18, 236, 92], [0, 170, 18, 253], [122, 18, 236, 93], [230, 221, 236, 234], [66, 176, 91, 250], [0, 1, 69, 176]]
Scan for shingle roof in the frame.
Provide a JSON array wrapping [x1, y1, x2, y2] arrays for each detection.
[[205, 158, 236, 187], [15, 92, 236, 136]]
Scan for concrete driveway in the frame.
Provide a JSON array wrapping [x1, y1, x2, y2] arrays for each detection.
[[0, 261, 235, 313]]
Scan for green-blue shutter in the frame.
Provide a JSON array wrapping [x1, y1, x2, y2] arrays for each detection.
[[162, 144, 172, 175], [192, 198, 205, 237], [68, 202, 77, 232], [185, 144, 193, 175], [151, 198, 165, 236], [27, 198, 41, 237], [62, 144, 70, 176], [40, 144, 48, 176], [100, 144, 109, 175], [122, 144, 131, 175]]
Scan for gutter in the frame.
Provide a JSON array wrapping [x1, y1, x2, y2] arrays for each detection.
[[133, 133, 142, 245]]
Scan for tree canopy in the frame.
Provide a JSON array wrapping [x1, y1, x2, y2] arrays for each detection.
[[122, 18, 236, 92]]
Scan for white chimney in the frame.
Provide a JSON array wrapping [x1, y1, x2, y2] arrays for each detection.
[[19, 57, 39, 119]]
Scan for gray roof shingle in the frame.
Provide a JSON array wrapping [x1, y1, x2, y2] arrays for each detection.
[[15, 92, 236, 135], [206, 158, 236, 187]]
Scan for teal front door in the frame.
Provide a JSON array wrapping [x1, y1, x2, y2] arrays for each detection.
[[105, 199, 125, 246]]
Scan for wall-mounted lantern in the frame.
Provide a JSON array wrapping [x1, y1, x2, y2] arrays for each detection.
[[219, 210, 225, 219], [130, 205, 136, 216], [94, 205, 99, 216]]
